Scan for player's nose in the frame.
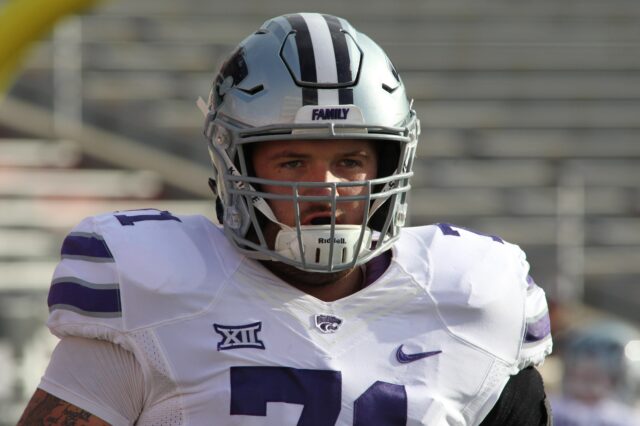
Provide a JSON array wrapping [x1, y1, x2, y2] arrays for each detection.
[[307, 161, 339, 182], [302, 163, 340, 193], [306, 162, 342, 183]]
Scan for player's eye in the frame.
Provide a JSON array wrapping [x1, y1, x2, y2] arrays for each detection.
[[279, 159, 303, 169], [338, 158, 362, 168]]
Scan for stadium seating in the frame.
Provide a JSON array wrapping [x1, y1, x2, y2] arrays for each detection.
[[4, 0, 640, 337], [2, 0, 640, 421]]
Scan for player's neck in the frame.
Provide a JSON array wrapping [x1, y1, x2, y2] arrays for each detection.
[[260, 261, 364, 302], [294, 267, 364, 302]]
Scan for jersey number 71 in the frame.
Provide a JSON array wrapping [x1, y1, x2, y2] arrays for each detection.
[[230, 366, 406, 425]]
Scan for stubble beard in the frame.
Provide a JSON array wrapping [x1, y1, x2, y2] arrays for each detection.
[[260, 259, 352, 288]]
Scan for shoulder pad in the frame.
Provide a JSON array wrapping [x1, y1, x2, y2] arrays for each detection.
[[47, 209, 241, 343], [399, 224, 552, 368]]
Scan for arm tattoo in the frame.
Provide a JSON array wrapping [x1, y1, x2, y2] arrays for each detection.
[[18, 389, 110, 426]]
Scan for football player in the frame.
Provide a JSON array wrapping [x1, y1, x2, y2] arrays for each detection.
[[19, 13, 552, 425]]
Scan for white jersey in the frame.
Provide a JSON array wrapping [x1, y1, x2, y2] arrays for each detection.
[[44, 209, 552, 426]]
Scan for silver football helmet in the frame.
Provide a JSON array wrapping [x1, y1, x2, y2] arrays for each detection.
[[201, 13, 419, 272]]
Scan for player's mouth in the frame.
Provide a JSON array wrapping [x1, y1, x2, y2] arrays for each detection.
[[303, 213, 340, 226]]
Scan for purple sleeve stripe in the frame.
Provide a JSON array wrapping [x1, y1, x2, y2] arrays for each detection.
[[48, 281, 121, 315], [526, 275, 538, 290], [524, 314, 551, 343], [61, 233, 113, 260]]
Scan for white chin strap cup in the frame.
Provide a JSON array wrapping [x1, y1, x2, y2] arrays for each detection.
[[275, 225, 373, 270]]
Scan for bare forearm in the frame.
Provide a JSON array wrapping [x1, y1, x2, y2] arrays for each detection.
[[18, 389, 110, 426]]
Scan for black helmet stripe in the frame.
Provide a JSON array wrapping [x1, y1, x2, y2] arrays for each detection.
[[322, 14, 351, 84], [322, 14, 354, 104], [286, 14, 319, 105], [285, 13, 359, 106]]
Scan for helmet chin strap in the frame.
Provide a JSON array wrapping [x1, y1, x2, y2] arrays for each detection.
[[274, 225, 373, 271], [262, 180, 390, 271]]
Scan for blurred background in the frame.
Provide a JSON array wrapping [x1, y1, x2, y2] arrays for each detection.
[[1, 0, 639, 423]]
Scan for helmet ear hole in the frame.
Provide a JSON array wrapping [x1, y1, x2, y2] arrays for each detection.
[[215, 197, 225, 224], [208, 178, 225, 224], [369, 197, 391, 232], [242, 144, 257, 178]]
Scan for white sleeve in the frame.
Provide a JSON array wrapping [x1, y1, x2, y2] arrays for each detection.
[[38, 336, 145, 426], [518, 276, 553, 369]]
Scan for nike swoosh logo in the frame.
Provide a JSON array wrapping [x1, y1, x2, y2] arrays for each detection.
[[395, 344, 442, 364]]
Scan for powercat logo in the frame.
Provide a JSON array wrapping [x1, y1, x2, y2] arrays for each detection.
[[318, 237, 347, 244], [314, 314, 343, 333], [311, 108, 350, 120]]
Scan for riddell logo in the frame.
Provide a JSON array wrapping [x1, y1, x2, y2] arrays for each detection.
[[311, 108, 350, 121], [318, 237, 347, 244]]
